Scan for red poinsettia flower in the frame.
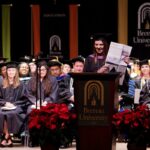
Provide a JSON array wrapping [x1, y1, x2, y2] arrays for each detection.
[[28, 103, 77, 146], [112, 104, 150, 143]]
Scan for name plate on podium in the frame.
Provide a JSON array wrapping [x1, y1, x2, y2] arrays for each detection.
[[78, 80, 110, 126]]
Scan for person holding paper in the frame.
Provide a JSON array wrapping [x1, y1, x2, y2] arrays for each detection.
[[84, 36, 109, 72]]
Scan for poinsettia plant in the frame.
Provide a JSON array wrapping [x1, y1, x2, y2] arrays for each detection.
[[28, 103, 77, 147], [112, 105, 150, 145]]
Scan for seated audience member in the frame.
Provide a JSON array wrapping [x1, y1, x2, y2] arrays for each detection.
[[133, 59, 150, 104], [68, 56, 85, 102], [0, 57, 7, 64], [49, 59, 62, 77], [0, 62, 29, 147], [28, 58, 37, 77], [126, 59, 150, 104], [26, 59, 59, 110], [0, 57, 8, 84], [61, 60, 72, 75], [18, 60, 31, 84], [71, 56, 85, 73], [127, 58, 140, 79], [0, 63, 7, 79], [49, 59, 75, 148], [49, 60, 74, 104]]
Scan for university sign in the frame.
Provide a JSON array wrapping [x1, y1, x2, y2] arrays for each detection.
[[128, 1, 150, 59], [78, 80, 109, 126], [133, 2, 150, 48]]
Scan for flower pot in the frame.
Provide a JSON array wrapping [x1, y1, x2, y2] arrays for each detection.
[[40, 143, 59, 150], [127, 143, 146, 150]]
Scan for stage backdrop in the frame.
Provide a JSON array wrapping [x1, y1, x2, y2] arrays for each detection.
[[128, 0, 150, 60], [40, 4, 69, 59]]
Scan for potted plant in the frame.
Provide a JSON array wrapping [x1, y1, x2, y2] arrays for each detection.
[[28, 103, 77, 150], [112, 105, 150, 150]]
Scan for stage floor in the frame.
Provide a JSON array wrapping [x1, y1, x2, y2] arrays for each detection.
[[2, 142, 150, 150]]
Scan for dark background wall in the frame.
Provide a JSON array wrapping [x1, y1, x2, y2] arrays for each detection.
[[11, 2, 31, 61], [0, 0, 118, 60], [78, 0, 118, 57]]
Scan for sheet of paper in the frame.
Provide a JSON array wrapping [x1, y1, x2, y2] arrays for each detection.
[[134, 88, 141, 104], [105, 42, 132, 66], [105, 42, 123, 65]]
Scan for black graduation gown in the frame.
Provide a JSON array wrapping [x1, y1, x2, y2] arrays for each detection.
[[56, 74, 72, 103], [26, 75, 59, 104], [0, 82, 28, 134]]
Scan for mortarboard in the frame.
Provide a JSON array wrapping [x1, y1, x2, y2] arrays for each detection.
[[61, 60, 73, 68], [139, 59, 149, 67], [0, 62, 7, 68], [48, 59, 62, 67], [0, 57, 7, 63], [90, 33, 112, 44], [19, 56, 31, 63], [71, 56, 85, 64], [129, 57, 140, 65], [36, 56, 58, 67], [6, 61, 18, 69]]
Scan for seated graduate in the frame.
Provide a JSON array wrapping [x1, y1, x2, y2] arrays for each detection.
[[0, 57, 8, 85], [18, 56, 31, 84], [0, 61, 29, 147], [129, 59, 150, 104], [49, 59, 73, 104], [26, 59, 59, 110], [61, 60, 72, 75], [28, 58, 37, 77]]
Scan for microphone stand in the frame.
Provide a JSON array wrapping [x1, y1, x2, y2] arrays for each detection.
[[35, 58, 42, 109], [35, 60, 39, 109]]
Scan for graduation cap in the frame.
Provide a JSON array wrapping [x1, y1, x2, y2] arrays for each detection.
[[0, 57, 7, 63], [139, 59, 149, 67], [129, 57, 140, 65], [19, 56, 32, 63], [0, 62, 7, 68], [6, 61, 18, 69], [71, 56, 85, 64], [62, 60, 72, 68], [35, 56, 57, 67], [48, 59, 62, 68], [36, 58, 50, 67], [90, 33, 112, 44]]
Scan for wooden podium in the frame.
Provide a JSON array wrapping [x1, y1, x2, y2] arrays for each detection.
[[70, 72, 120, 150]]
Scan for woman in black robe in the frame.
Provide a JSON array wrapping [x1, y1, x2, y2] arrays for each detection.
[[0, 62, 29, 147], [26, 60, 59, 147], [84, 37, 109, 72], [26, 60, 59, 110]]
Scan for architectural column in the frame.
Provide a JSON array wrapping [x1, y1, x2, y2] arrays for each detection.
[[69, 4, 78, 59], [118, 0, 128, 44]]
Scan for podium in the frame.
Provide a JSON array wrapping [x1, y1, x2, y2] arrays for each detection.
[[70, 72, 120, 150]]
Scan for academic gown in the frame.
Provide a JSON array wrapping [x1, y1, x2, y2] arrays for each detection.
[[84, 54, 106, 72], [134, 79, 150, 104], [26, 75, 59, 104], [0, 82, 29, 134], [56, 74, 72, 103]]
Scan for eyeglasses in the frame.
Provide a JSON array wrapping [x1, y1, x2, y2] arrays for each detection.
[[39, 69, 47, 72]]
